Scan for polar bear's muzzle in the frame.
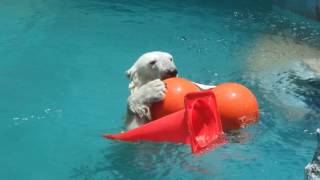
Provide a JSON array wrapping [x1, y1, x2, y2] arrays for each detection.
[[161, 69, 178, 80]]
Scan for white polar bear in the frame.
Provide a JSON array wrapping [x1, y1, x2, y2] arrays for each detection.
[[124, 51, 215, 130], [124, 51, 178, 130]]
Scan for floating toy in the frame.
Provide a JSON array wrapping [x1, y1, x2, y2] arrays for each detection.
[[104, 91, 226, 154], [151, 77, 200, 120], [211, 83, 259, 131], [104, 78, 259, 154]]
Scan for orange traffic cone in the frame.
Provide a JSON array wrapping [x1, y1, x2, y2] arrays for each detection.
[[104, 91, 227, 154], [105, 110, 188, 143]]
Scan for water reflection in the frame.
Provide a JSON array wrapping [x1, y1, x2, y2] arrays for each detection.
[[71, 141, 214, 179]]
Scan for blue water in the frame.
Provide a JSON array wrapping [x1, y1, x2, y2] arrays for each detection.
[[1, 0, 320, 179]]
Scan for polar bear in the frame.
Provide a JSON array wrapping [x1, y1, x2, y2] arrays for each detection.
[[124, 51, 178, 130], [124, 51, 214, 130]]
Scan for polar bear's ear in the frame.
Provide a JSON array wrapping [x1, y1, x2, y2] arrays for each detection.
[[126, 67, 140, 93], [126, 69, 131, 78], [126, 66, 135, 79]]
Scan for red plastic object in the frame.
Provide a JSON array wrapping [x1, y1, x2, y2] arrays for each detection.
[[185, 91, 227, 153], [151, 77, 200, 120], [211, 83, 259, 131], [104, 91, 226, 154]]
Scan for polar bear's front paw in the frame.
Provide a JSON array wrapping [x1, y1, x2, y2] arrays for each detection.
[[141, 79, 166, 104], [127, 79, 166, 121], [128, 104, 151, 120]]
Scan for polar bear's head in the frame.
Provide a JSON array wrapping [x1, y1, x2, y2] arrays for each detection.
[[126, 51, 178, 92]]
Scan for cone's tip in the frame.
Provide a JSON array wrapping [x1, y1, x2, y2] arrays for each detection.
[[103, 134, 115, 139]]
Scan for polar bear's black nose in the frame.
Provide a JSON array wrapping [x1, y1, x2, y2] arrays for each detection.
[[169, 69, 178, 77]]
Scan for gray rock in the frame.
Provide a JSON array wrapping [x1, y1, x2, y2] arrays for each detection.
[[305, 129, 320, 180]]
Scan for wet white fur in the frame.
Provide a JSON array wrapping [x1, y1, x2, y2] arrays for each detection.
[[125, 51, 177, 130]]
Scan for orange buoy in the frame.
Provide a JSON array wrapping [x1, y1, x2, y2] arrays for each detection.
[[151, 77, 200, 120], [211, 83, 259, 131]]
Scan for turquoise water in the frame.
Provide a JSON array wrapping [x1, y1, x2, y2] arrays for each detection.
[[1, 0, 320, 179]]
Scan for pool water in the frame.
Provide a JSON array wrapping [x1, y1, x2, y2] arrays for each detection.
[[1, 0, 320, 179]]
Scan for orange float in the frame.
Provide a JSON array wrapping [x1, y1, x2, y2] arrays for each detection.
[[151, 77, 200, 120], [211, 83, 259, 131], [104, 79, 259, 154]]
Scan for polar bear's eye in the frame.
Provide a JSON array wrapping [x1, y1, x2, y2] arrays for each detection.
[[149, 60, 157, 65], [169, 57, 173, 61]]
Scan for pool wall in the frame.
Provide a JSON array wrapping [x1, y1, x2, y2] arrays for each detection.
[[273, 0, 320, 20]]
